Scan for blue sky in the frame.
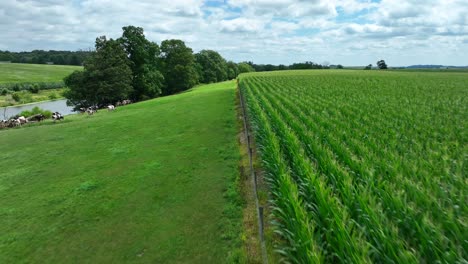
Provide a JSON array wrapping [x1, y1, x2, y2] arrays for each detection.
[[1, 0, 467, 66]]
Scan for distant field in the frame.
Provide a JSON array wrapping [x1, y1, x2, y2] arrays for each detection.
[[0, 88, 64, 107], [0, 81, 243, 263], [0, 63, 82, 83], [240, 70, 467, 263]]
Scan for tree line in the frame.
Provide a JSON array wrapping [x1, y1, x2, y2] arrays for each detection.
[[64, 26, 256, 110], [247, 61, 335, 72], [0, 50, 91, 66]]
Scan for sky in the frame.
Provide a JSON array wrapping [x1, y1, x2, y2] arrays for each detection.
[[0, 0, 467, 66]]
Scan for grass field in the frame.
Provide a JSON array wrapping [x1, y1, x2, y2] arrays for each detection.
[[0, 63, 81, 83], [240, 70, 467, 263], [0, 81, 244, 263]]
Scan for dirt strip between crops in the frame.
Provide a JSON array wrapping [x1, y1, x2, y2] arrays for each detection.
[[238, 80, 269, 264]]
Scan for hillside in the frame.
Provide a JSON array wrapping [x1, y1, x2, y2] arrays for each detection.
[[0, 81, 243, 263], [0, 63, 82, 83]]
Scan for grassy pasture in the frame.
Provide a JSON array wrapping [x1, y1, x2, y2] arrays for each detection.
[[0, 63, 81, 83], [240, 70, 467, 263], [0, 81, 243, 263]]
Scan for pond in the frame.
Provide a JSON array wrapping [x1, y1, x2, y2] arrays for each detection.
[[0, 99, 75, 119]]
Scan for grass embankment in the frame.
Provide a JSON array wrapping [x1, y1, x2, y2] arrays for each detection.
[[0, 63, 81, 83], [0, 81, 244, 263]]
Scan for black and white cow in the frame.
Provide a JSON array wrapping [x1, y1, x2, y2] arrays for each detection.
[[52, 112, 64, 121]]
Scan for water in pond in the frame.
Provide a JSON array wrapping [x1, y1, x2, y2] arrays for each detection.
[[0, 99, 74, 119]]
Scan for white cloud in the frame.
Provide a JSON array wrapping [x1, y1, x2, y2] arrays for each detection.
[[227, 0, 337, 18], [219, 17, 265, 33], [0, 0, 467, 66]]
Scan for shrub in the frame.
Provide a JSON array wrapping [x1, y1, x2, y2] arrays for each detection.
[[31, 106, 42, 115], [0, 82, 64, 92], [42, 110, 53, 119], [28, 84, 40, 94], [48, 93, 58, 100], [20, 92, 32, 103], [11, 84, 20, 91], [0, 88, 9, 95], [11, 92, 21, 102], [19, 110, 33, 117], [19, 107, 52, 118]]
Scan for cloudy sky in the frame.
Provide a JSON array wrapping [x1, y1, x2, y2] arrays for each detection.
[[1, 0, 467, 66]]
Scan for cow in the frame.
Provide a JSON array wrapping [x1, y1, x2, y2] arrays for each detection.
[[17, 116, 28, 124], [86, 107, 96, 115], [52, 112, 64, 121], [9, 119, 21, 127], [0, 119, 8, 129]]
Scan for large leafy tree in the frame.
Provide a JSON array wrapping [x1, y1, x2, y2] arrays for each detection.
[[119, 26, 164, 100], [377, 60, 388, 69], [226, 61, 239, 80], [195, 50, 228, 83], [64, 36, 133, 110], [237, 62, 255, 74], [160, 39, 198, 95]]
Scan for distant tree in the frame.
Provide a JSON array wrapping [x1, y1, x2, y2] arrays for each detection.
[[226, 61, 239, 79], [364, 64, 372, 70], [377, 60, 388, 69], [119, 26, 164, 100], [52, 55, 65, 65], [195, 50, 228, 83], [238, 62, 255, 73], [0, 50, 91, 65], [337, 64, 344, 69], [69, 55, 81, 65], [64, 36, 133, 110], [0, 51, 13, 61], [160, 39, 198, 95], [290, 61, 322, 70]]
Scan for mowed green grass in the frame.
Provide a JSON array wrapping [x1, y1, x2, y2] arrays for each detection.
[[0, 81, 242, 263], [0, 63, 82, 83]]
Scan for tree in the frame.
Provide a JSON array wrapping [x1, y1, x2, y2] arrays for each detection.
[[226, 61, 239, 80], [238, 62, 255, 73], [64, 36, 133, 110], [337, 64, 344, 69], [364, 64, 372, 70], [69, 55, 81, 65], [119, 26, 164, 100], [160, 39, 198, 95], [195, 50, 228, 83], [377, 60, 388, 69]]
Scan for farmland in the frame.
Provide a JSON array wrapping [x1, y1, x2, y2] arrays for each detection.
[[240, 70, 467, 263], [0, 63, 82, 106], [0, 63, 81, 83], [0, 81, 243, 263]]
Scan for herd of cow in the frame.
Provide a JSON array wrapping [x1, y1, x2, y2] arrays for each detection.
[[0, 100, 131, 130], [0, 112, 62, 129]]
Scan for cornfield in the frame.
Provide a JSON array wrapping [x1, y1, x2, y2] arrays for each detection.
[[240, 70, 467, 263]]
